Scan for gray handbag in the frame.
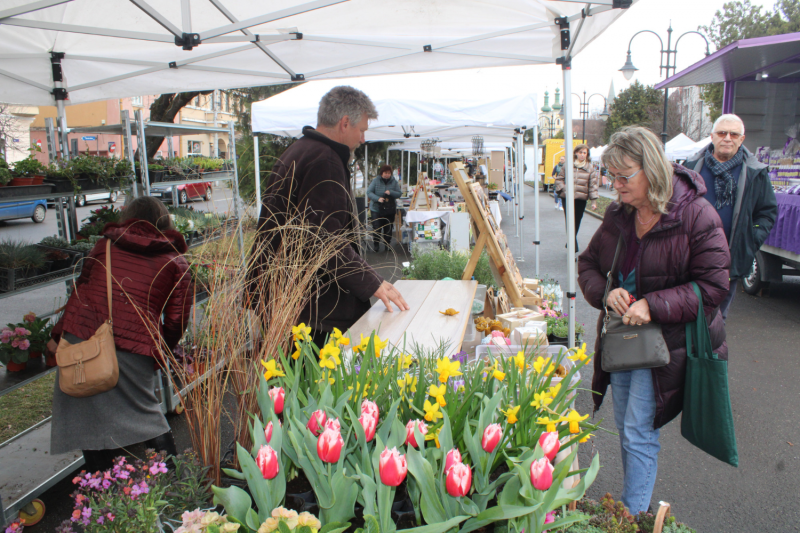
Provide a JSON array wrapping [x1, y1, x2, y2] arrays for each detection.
[[600, 234, 670, 373]]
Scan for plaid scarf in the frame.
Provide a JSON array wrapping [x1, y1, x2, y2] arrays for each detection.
[[703, 143, 743, 209]]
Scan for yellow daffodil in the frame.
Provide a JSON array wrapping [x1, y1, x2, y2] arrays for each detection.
[[512, 351, 526, 372], [352, 334, 370, 354], [260, 359, 285, 381], [435, 357, 463, 383], [423, 400, 443, 423], [457, 385, 465, 394], [425, 426, 442, 448], [317, 375, 336, 385], [397, 353, 414, 370], [530, 391, 553, 409], [291, 341, 302, 360], [292, 323, 311, 342], [319, 343, 341, 370], [565, 410, 589, 434], [347, 383, 370, 398], [537, 416, 562, 433], [373, 336, 389, 358], [547, 383, 562, 399], [332, 327, 350, 347], [397, 374, 418, 397], [568, 343, 591, 364], [533, 356, 556, 375], [428, 383, 447, 407], [579, 433, 594, 443], [502, 405, 521, 424]]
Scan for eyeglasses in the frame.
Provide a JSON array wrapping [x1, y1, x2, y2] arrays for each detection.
[[606, 168, 641, 184], [713, 131, 743, 140]]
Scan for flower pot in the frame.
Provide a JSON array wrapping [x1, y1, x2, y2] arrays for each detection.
[[549, 334, 569, 347], [5, 360, 27, 372], [29, 350, 43, 360], [45, 352, 58, 368], [8, 177, 36, 186]]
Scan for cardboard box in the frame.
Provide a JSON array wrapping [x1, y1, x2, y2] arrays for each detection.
[[497, 308, 545, 330]]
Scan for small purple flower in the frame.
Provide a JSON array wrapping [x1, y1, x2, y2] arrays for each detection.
[[96, 516, 105, 525], [81, 506, 92, 519], [450, 351, 467, 364]]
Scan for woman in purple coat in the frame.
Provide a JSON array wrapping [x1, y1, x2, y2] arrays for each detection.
[[578, 127, 730, 514]]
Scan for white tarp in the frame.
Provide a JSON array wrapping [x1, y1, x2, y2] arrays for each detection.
[[669, 136, 712, 161], [590, 145, 605, 163], [0, 0, 635, 106], [664, 133, 696, 161]]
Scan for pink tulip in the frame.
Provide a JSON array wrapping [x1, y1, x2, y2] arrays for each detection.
[[446, 462, 472, 497], [404, 420, 428, 448], [482, 423, 502, 453], [269, 387, 285, 414], [361, 399, 379, 420], [256, 445, 279, 480], [444, 448, 462, 474], [307, 410, 327, 436], [264, 421, 273, 443], [379, 447, 407, 486], [359, 413, 377, 442], [317, 427, 344, 464], [530, 458, 554, 491], [539, 432, 561, 462], [324, 418, 341, 432]]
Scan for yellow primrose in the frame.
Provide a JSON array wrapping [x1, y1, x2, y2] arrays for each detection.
[[428, 383, 447, 407], [435, 357, 463, 383], [291, 341, 302, 360], [423, 400, 443, 423], [512, 351, 526, 372], [537, 416, 562, 433], [292, 323, 311, 342], [530, 391, 553, 410], [397, 353, 414, 370], [568, 343, 591, 363], [502, 405, 521, 424], [565, 410, 589, 434], [261, 359, 285, 381], [332, 327, 350, 346], [319, 343, 342, 370], [425, 426, 442, 448], [533, 356, 556, 375], [579, 433, 594, 443]]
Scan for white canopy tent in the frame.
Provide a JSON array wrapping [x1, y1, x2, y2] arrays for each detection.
[[0, 0, 639, 349], [667, 136, 711, 161], [663, 133, 695, 161]]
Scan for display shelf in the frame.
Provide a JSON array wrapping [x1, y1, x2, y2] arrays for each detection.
[[0, 359, 56, 398], [0, 271, 77, 301], [149, 171, 235, 189]]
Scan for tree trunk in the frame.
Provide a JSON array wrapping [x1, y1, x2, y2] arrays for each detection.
[[143, 91, 212, 160]]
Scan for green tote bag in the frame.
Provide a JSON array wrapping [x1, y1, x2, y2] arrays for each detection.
[[680, 282, 739, 467]]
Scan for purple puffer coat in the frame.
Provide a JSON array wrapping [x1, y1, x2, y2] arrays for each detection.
[[578, 164, 731, 429]]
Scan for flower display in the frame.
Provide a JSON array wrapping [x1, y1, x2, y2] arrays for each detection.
[[568, 342, 591, 363], [307, 410, 327, 436], [444, 448, 462, 474], [481, 423, 502, 453], [268, 386, 285, 414], [423, 399, 443, 422], [539, 432, 560, 462], [361, 399, 379, 420], [532, 356, 556, 375], [256, 445, 280, 480], [485, 361, 506, 381], [565, 410, 589, 434], [512, 351, 526, 372], [435, 357, 463, 383], [531, 458, 554, 491], [531, 391, 553, 409], [404, 419, 428, 448], [332, 327, 350, 346], [317, 427, 343, 463], [379, 447, 408, 486], [445, 462, 472, 497]]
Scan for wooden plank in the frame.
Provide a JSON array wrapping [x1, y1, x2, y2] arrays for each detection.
[[402, 280, 477, 355], [462, 230, 488, 280], [347, 280, 436, 347]]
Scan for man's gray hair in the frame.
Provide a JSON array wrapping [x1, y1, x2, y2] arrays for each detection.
[[712, 114, 745, 135], [317, 86, 378, 128]]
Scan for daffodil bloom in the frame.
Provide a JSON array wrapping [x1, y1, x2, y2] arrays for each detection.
[[530, 391, 553, 409], [482, 361, 506, 382], [317, 375, 336, 385], [547, 383, 562, 399], [292, 323, 311, 342], [423, 400, 443, 422], [319, 343, 342, 370], [291, 341, 302, 360], [512, 351, 526, 372], [428, 383, 447, 407], [533, 356, 556, 375], [579, 433, 594, 443], [373, 336, 389, 358], [347, 383, 370, 398], [352, 334, 370, 354], [502, 405, 521, 424], [397, 374, 418, 397], [425, 426, 442, 448], [565, 410, 589, 434], [397, 353, 414, 370], [261, 359, 285, 381], [568, 343, 590, 363], [435, 357, 463, 383], [537, 416, 561, 433], [332, 327, 350, 346]]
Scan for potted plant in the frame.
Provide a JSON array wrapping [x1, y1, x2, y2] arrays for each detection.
[[148, 163, 165, 183], [0, 156, 12, 187], [0, 324, 32, 372], [0, 240, 49, 291], [10, 154, 46, 186], [21, 312, 53, 365]]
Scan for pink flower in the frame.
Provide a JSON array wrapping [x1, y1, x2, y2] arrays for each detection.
[[444, 448, 462, 474], [268, 386, 285, 414], [317, 427, 344, 463], [359, 413, 377, 442], [379, 447, 407, 486], [445, 462, 472, 497], [361, 399, 379, 420], [404, 420, 428, 448], [530, 458, 554, 491], [539, 432, 561, 462], [307, 410, 327, 436], [23, 312, 36, 323], [482, 423, 502, 453], [264, 421, 274, 443], [324, 418, 341, 432], [256, 445, 280, 479], [18, 339, 30, 351]]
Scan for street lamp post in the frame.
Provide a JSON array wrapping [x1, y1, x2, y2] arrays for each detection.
[[619, 23, 710, 146], [559, 92, 609, 144]]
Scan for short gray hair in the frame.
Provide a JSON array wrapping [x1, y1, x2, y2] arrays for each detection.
[[602, 126, 674, 214], [317, 86, 378, 128], [712, 114, 745, 135]]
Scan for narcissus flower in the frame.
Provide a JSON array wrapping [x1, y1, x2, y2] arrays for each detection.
[[547, 383, 562, 399], [530, 458, 554, 491], [537, 416, 562, 433], [319, 343, 341, 370], [579, 433, 594, 443], [291, 341, 302, 360], [405, 419, 428, 448], [256, 445, 279, 479], [538, 432, 560, 461], [428, 383, 447, 407], [292, 323, 311, 342], [446, 462, 472, 497], [425, 426, 442, 448], [373, 336, 389, 357], [423, 400, 443, 423], [502, 405, 521, 424], [435, 357, 463, 383], [397, 374, 418, 397], [481, 423, 502, 453], [268, 387, 284, 414], [533, 356, 556, 375], [379, 447, 407, 486], [397, 353, 414, 370], [261, 359, 285, 381], [332, 327, 350, 346], [568, 342, 591, 363], [512, 351, 526, 372], [565, 410, 589, 434], [530, 391, 553, 409], [484, 361, 505, 381]]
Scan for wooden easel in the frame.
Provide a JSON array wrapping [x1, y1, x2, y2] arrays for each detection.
[[409, 173, 431, 210]]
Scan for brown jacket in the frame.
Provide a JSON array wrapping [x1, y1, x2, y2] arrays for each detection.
[[248, 126, 383, 332], [555, 160, 599, 201]]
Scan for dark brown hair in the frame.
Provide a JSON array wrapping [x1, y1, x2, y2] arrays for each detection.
[[379, 164, 393, 175], [573, 144, 589, 160], [121, 196, 174, 231]]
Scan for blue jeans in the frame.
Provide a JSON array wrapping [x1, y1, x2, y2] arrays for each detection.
[[719, 278, 738, 323], [610, 369, 661, 515]]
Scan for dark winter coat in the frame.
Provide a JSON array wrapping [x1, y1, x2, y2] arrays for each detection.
[[248, 126, 383, 332], [577, 164, 731, 429], [684, 146, 777, 279], [52, 219, 192, 359], [367, 176, 402, 213]]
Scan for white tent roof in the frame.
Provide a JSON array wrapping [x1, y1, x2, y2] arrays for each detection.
[[389, 140, 514, 153], [668, 136, 711, 161], [0, 0, 636, 106], [665, 133, 695, 153]]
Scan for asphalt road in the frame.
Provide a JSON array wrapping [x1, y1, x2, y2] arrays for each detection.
[[505, 184, 800, 533]]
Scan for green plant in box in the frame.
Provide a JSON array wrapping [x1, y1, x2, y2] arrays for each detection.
[[12, 155, 46, 177], [39, 235, 71, 249], [0, 156, 11, 185], [0, 240, 47, 271]]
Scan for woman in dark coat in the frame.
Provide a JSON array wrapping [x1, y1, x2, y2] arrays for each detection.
[[367, 164, 402, 251], [578, 127, 730, 514], [48, 196, 193, 470]]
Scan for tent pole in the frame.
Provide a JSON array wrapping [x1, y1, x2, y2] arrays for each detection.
[[563, 62, 576, 350], [513, 140, 519, 237], [517, 133, 525, 262], [254, 135, 261, 213], [533, 125, 540, 278], [400, 149, 404, 192], [504, 148, 511, 216], [365, 143, 369, 187], [228, 121, 246, 265]]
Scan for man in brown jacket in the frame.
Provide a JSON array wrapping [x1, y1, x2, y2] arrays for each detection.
[[249, 86, 408, 343]]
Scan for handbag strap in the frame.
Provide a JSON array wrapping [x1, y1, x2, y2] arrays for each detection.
[[602, 234, 625, 325], [687, 281, 713, 359], [105, 238, 113, 325]]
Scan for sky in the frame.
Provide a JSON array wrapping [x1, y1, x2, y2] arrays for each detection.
[[476, 0, 776, 120]]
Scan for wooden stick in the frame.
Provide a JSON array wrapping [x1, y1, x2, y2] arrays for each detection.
[[462, 230, 488, 280], [653, 502, 671, 533]]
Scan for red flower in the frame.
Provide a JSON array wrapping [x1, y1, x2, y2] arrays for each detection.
[[317, 427, 344, 463], [481, 423, 502, 453], [404, 420, 428, 448], [446, 462, 472, 497], [359, 413, 377, 442], [379, 447, 407, 486], [307, 410, 327, 436], [444, 448, 462, 474], [256, 445, 280, 479], [538, 432, 561, 462], [268, 386, 285, 414], [530, 458, 554, 491]]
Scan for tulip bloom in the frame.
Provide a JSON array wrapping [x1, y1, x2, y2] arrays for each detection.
[[361, 399, 379, 420], [324, 418, 341, 432], [268, 387, 285, 414], [539, 432, 560, 462], [264, 421, 274, 443], [530, 458, 554, 491], [446, 463, 472, 497], [379, 447, 408, 486], [359, 413, 377, 442], [256, 445, 279, 480], [482, 423, 502, 453], [444, 448, 462, 474], [307, 410, 327, 436], [405, 420, 428, 448], [317, 427, 344, 464]]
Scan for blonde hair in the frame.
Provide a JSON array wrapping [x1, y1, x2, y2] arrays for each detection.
[[601, 126, 674, 214]]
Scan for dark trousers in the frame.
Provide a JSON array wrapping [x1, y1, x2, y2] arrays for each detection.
[[719, 278, 739, 322], [372, 212, 394, 249], [563, 199, 587, 247]]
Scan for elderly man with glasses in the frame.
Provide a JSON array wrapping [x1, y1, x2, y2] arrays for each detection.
[[685, 114, 777, 320]]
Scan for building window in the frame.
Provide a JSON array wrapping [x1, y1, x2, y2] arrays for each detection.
[[131, 95, 143, 107], [188, 140, 202, 155]]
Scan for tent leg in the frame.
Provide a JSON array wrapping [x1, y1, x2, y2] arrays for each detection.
[[505, 148, 511, 216], [228, 121, 246, 265], [533, 125, 540, 278], [563, 62, 576, 349], [400, 149, 404, 191], [517, 134, 524, 262], [254, 135, 261, 214]]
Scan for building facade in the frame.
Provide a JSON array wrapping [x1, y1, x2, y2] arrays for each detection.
[[1, 104, 40, 164]]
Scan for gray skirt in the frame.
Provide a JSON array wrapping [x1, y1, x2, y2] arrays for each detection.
[[50, 333, 170, 454]]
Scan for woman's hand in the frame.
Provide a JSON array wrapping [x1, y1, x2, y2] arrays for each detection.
[[607, 288, 630, 316], [378, 197, 385, 203], [384, 190, 391, 195], [46, 339, 58, 355], [591, 202, 597, 210], [623, 299, 651, 326]]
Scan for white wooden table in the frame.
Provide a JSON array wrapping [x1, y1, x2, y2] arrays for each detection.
[[348, 280, 477, 355]]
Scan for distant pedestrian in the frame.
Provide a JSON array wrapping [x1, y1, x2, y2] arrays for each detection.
[[555, 144, 599, 251], [684, 113, 777, 321], [368, 164, 402, 251], [578, 126, 730, 515], [552, 156, 565, 210]]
